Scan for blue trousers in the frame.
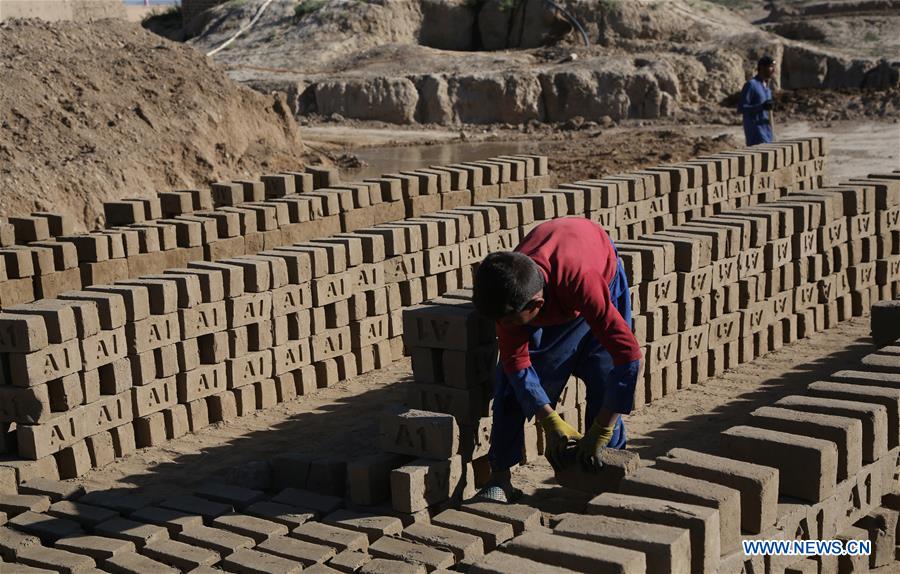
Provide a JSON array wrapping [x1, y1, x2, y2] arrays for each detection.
[[488, 257, 632, 471]]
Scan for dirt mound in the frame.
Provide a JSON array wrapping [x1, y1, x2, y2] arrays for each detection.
[[0, 18, 311, 231]]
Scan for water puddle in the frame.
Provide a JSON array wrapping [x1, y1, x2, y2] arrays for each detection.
[[345, 141, 540, 180]]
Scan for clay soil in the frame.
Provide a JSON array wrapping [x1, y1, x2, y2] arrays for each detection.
[[0, 18, 314, 231]]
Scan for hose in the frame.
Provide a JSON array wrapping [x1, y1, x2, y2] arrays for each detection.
[[206, 0, 276, 57], [542, 0, 590, 46]]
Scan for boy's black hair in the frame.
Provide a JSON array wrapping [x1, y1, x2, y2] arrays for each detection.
[[472, 251, 544, 320]]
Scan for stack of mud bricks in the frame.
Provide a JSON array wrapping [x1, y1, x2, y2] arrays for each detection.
[[626, 163, 900, 407], [554, 138, 825, 244], [0, 212, 79, 306], [363, 292, 496, 519], [0, 156, 551, 311]]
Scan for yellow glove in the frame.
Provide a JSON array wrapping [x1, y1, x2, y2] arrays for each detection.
[[576, 420, 616, 473], [540, 411, 582, 471]]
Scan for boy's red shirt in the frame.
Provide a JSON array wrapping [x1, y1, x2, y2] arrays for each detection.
[[497, 218, 642, 374]]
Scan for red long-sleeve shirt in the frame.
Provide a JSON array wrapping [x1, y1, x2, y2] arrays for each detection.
[[498, 218, 642, 374]]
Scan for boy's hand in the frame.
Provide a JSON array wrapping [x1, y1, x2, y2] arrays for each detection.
[[540, 411, 582, 471], [576, 420, 616, 472]]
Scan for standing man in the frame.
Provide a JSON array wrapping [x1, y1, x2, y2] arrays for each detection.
[[471, 217, 642, 502], [738, 55, 777, 146]]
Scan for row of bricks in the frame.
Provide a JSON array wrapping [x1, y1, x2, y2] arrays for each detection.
[[468, 503, 894, 574], [0, 139, 829, 308], [0, 139, 829, 316], [0, 155, 552, 308], [0, 144, 835, 350], [1, 466, 546, 573], [468, 370, 900, 573]]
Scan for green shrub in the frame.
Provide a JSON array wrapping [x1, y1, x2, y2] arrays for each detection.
[[294, 0, 328, 19]]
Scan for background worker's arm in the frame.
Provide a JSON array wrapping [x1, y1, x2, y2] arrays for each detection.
[[738, 80, 772, 115]]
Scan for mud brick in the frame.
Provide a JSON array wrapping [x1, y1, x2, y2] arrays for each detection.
[[162, 404, 188, 440], [9, 216, 53, 244], [219, 547, 301, 574], [365, 177, 404, 203], [131, 374, 177, 417], [15, 480, 82, 505], [856, 509, 898, 568], [53, 533, 137, 565], [553, 443, 639, 495], [47, 499, 118, 530], [0, 311, 50, 352], [618, 466, 740, 552], [776, 394, 888, 463], [242, 500, 314, 531], [406, 382, 490, 423], [751, 405, 863, 481], [557, 515, 690, 574], [366, 536, 453, 571], [511, 530, 650, 573], [252, 378, 276, 409], [4, 302, 79, 346], [86, 430, 116, 469], [1, 246, 46, 277], [4, 337, 83, 388], [321, 510, 402, 544], [391, 455, 464, 514], [127, 506, 202, 537], [346, 452, 409, 507], [379, 409, 459, 460], [0, 493, 51, 517], [805, 382, 900, 448], [108, 422, 135, 458], [132, 411, 165, 448], [9, 509, 84, 542], [225, 291, 271, 329], [829, 368, 900, 389], [636, 273, 678, 310], [721, 425, 837, 503], [0, 524, 39, 561], [586, 491, 718, 574], [14, 543, 96, 573], [401, 521, 483, 563], [100, 550, 178, 574], [142, 538, 218, 570], [291, 521, 368, 553], [173, 523, 254, 556], [644, 333, 678, 371], [230, 384, 255, 416], [308, 326, 349, 362], [676, 324, 709, 361]]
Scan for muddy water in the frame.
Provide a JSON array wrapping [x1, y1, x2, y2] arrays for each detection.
[[341, 120, 899, 183], [346, 141, 538, 180]]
